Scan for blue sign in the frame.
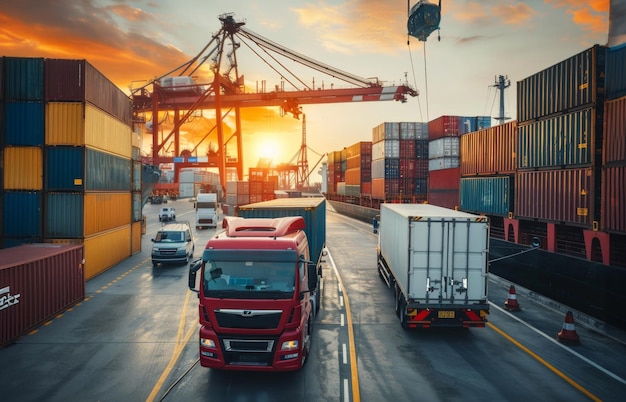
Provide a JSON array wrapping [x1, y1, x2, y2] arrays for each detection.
[[187, 157, 198, 162], [173, 157, 184, 163]]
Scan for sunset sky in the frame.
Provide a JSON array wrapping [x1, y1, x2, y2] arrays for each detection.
[[0, 0, 611, 179]]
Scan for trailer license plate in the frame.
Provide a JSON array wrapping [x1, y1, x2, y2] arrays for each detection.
[[438, 311, 455, 319]]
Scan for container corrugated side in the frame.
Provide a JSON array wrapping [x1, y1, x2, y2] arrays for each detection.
[[132, 192, 142, 222], [2, 57, 44, 101], [603, 96, 626, 164], [84, 103, 132, 158], [460, 176, 512, 216], [0, 243, 84, 347], [517, 45, 606, 122], [3, 147, 43, 190], [45, 102, 85, 145], [45, 146, 84, 191], [429, 137, 459, 159], [515, 168, 594, 227], [237, 197, 326, 264], [2, 191, 41, 238], [4, 101, 44, 146], [45, 193, 84, 238], [429, 157, 459, 171], [427, 190, 459, 210], [84, 63, 132, 125], [83, 225, 132, 280], [518, 107, 596, 169], [45, 59, 86, 102], [460, 120, 517, 176], [606, 44, 626, 100], [85, 148, 131, 191], [602, 165, 626, 233], [0, 57, 4, 101], [131, 220, 142, 254], [428, 115, 460, 140], [428, 167, 460, 191], [458, 116, 491, 134], [83, 192, 131, 236]]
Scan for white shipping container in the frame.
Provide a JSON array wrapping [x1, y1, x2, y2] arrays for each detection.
[[372, 159, 385, 179], [178, 182, 195, 198], [372, 140, 385, 160], [384, 140, 400, 159], [429, 137, 459, 159], [429, 157, 459, 171]]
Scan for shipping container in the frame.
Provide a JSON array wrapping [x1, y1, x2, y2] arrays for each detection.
[[460, 120, 517, 176], [458, 116, 492, 134], [603, 96, 626, 164], [45, 193, 84, 238], [515, 168, 594, 227], [602, 165, 626, 233], [45, 146, 84, 191], [429, 157, 459, 171], [415, 140, 429, 159], [2, 57, 44, 101], [3, 147, 43, 190], [428, 167, 460, 191], [0, 243, 84, 347], [460, 176, 513, 216], [428, 115, 460, 140], [45, 102, 85, 145], [85, 148, 131, 191], [518, 107, 597, 169], [398, 139, 415, 159], [84, 104, 132, 158], [429, 137, 459, 159], [372, 122, 400, 142], [4, 101, 45, 146], [131, 220, 142, 255], [82, 225, 132, 279], [517, 45, 606, 122], [427, 190, 459, 210], [606, 44, 626, 100], [132, 192, 142, 222]]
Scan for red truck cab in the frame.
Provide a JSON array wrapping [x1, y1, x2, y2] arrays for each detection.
[[188, 216, 319, 371]]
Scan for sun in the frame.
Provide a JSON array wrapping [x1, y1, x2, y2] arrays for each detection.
[[257, 139, 280, 161]]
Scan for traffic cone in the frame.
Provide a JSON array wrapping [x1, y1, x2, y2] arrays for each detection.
[[557, 311, 581, 345], [504, 285, 521, 311]]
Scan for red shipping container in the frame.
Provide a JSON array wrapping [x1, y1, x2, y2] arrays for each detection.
[[1, 244, 84, 347], [361, 181, 372, 196], [460, 120, 517, 176], [603, 96, 626, 164], [602, 165, 626, 233], [428, 115, 460, 140], [428, 190, 460, 210], [515, 168, 594, 227], [399, 140, 416, 159], [428, 168, 460, 191]]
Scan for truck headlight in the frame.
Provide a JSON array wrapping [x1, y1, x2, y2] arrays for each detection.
[[281, 340, 299, 351], [200, 338, 216, 348]]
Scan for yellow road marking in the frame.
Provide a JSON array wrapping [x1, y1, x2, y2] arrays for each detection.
[[488, 322, 601, 402]]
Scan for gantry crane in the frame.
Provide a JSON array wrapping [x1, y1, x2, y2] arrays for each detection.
[[131, 13, 418, 194]]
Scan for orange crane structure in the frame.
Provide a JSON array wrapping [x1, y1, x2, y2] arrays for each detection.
[[132, 13, 418, 193]]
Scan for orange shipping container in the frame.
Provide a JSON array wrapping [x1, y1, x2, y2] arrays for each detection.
[[3, 146, 43, 190], [83, 192, 132, 236]]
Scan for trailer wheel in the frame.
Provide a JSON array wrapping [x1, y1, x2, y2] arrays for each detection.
[[394, 285, 401, 317]]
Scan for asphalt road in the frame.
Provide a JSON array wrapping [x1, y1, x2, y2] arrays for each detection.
[[1, 198, 625, 402]]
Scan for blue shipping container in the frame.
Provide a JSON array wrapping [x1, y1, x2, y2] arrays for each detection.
[[606, 43, 626, 100], [3, 57, 45, 101], [2, 191, 42, 237], [46, 193, 84, 238], [460, 176, 512, 216], [46, 146, 85, 191], [518, 107, 595, 169], [458, 116, 491, 134], [85, 148, 131, 191], [4, 101, 45, 146]]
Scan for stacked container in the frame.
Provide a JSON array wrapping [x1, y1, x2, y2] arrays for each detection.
[[247, 167, 276, 203], [515, 45, 606, 227], [459, 121, 517, 216], [1, 57, 135, 280], [428, 115, 491, 209], [602, 43, 626, 234], [326, 151, 342, 195], [371, 122, 428, 201], [344, 141, 372, 196]]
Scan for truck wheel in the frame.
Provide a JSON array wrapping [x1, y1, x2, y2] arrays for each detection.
[[394, 286, 401, 317]]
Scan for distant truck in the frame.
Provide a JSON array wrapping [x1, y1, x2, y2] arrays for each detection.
[[195, 193, 219, 229], [188, 197, 326, 371], [376, 203, 490, 328]]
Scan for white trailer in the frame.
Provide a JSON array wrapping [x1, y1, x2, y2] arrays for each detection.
[[195, 193, 219, 229], [377, 203, 490, 328]]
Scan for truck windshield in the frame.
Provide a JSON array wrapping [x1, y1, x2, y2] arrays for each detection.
[[202, 260, 296, 298]]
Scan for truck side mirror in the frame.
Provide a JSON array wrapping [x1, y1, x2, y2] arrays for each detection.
[[188, 258, 203, 293]]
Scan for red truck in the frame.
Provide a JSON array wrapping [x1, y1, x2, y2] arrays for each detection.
[[188, 210, 325, 371]]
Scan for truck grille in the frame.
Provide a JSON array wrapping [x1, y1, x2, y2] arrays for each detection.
[[220, 336, 278, 366], [157, 248, 177, 256], [215, 310, 282, 329]]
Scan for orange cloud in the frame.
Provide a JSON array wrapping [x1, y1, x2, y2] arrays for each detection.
[[545, 0, 609, 34]]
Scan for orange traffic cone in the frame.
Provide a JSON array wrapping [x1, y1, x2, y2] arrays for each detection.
[[557, 311, 581, 345], [504, 285, 521, 311]]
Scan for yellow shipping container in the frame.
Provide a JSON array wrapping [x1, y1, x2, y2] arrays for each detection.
[[84, 192, 132, 236], [3, 147, 43, 190], [83, 226, 131, 280], [45, 102, 132, 158], [45, 102, 84, 145], [131, 220, 142, 255]]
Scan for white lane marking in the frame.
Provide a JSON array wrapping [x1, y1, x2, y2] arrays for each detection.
[[341, 313, 345, 327], [343, 343, 348, 364], [340, 295, 344, 307], [490, 301, 626, 386], [343, 379, 350, 402]]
